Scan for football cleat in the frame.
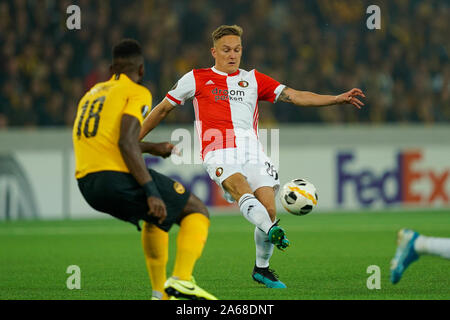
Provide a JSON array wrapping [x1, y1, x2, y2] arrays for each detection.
[[390, 229, 420, 284], [164, 276, 218, 300], [252, 265, 287, 288], [268, 220, 290, 251]]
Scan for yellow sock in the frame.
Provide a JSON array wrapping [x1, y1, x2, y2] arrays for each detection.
[[173, 213, 210, 281], [141, 222, 169, 300]]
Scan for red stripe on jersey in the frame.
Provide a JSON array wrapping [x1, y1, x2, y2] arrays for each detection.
[[166, 93, 181, 105], [192, 69, 236, 159], [192, 97, 203, 158], [253, 103, 259, 136]]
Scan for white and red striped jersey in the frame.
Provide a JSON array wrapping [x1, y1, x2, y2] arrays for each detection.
[[166, 66, 285, 159]]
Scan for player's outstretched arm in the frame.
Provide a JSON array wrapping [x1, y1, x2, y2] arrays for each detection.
[[139, 98, 175, 140], [278, 87, 365, 109], [119, 114, 167, 223]]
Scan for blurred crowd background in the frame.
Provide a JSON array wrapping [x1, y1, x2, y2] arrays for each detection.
[[0, 0, 449, 128]]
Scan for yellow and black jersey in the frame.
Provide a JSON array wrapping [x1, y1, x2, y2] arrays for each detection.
[[72, 73, 152, 179]]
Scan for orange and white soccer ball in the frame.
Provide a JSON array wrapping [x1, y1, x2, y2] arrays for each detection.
[[280, 179, 318, 215]]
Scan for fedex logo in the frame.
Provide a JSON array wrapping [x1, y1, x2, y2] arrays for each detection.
[[337, 150, 449, 207]]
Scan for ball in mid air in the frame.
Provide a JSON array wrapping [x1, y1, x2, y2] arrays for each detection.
[[280, 179, 318, 216]]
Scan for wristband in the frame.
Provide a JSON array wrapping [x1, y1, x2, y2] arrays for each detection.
[[142, 180, 161, 199]]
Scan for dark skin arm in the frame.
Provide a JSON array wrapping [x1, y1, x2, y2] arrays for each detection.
[[139, 141, 175, 158], [139, 98, 175, 140], [119, 114, 167, 223]]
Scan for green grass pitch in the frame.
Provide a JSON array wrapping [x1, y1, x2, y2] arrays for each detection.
[[0, 210, 449, 300]]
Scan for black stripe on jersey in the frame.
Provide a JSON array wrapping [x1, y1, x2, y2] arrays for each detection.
[[114, 74, 120, 80]]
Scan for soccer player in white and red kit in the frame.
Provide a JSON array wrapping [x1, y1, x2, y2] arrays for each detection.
[[140, 25, 365, 288]]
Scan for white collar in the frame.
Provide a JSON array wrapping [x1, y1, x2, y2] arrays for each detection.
[[211, 66, 240, 77]]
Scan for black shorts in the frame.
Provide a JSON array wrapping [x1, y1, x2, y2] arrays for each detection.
[[77, 169, 191, 232]]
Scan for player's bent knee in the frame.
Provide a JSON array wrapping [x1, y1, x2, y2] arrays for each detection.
[[222, 173, 253, 200], [190, 194, 209, 218], [180, 193, 210, 221], [193, 204, 209, 219]]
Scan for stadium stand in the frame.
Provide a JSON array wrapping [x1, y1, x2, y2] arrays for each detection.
[[0, 0, 448, 128]]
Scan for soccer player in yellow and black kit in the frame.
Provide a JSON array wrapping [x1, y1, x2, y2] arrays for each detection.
[[73, 39, 217, 300]]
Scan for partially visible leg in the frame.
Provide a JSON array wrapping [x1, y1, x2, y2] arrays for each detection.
[[253, 226, 274, 268], [166, 193, 217, 300], [172, 193, 210, 281], [391, 229, 450, 284], [141, 222, 169, 300], [223, 173, 274, 233], [251, 186, 287, 288], [254, 185, 289, 250], [415, 234, 450, 259], [253, 186, 277, 268], [224, 176, 287, 288]]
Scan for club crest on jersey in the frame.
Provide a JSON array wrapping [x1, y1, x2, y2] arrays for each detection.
[[173, 181, 185, 194], [238, 80, 249, 88], [215, 167, 224, 177], [141, 105, 150, 117]]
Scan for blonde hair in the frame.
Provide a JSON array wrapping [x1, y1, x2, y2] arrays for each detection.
[[212, 25, 243, 44]]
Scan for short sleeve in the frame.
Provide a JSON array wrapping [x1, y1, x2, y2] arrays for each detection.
[[254, 70, 286, 103], [166, 70, 196, 106], [123, 86, 152, 125]]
